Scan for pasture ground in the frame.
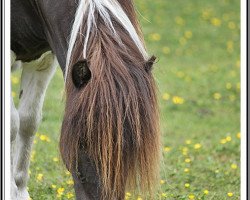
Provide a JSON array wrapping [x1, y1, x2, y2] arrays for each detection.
[[11, 0, 240, 199]]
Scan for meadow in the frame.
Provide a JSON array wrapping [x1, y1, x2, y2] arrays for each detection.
[[11, 0, 240, 199]]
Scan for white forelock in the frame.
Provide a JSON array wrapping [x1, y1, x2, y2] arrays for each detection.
[[65, 0, 148, 81]]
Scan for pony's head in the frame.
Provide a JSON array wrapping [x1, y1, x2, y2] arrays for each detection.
[[60, 0, 161, 199]]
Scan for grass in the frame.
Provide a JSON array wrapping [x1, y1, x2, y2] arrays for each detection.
[[11, 0, 240, 199]]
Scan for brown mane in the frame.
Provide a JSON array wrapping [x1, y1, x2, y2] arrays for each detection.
[[60, 0, 161, 199]]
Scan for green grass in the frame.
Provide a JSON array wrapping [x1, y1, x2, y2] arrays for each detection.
[[11, 0, 240, 199]]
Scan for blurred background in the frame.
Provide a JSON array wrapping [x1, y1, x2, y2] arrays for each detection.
[[11, 0, 240, 199]]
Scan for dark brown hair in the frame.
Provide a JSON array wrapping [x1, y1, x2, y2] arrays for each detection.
[[60, 0, 161, 199]]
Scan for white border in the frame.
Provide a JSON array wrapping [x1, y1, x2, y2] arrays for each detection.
[[4, 0, 11, 199], [240, 0, 247, 199]]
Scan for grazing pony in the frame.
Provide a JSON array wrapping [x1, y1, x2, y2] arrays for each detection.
[[11, 0, 160, 199]]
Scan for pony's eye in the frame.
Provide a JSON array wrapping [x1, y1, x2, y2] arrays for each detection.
[[72, 60, 91, 88]]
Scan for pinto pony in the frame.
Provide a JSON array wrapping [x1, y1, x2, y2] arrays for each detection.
[[11, 0, 160, 199]]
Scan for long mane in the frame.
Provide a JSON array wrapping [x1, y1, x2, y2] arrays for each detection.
[[60, 0, 161, 199]]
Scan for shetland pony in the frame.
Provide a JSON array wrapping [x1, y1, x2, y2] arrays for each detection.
[[11, 0, 160, 199]]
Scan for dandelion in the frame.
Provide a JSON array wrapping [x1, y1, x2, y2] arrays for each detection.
[[164, 147, 171, 152], [228, 21, 236, 29], [202, 9, 212, 20], [162, 93, 170, 101], [184, 31, 193, 39], [204, 190, 209, 195], [53, 157, 59, 162], [161, 193, 167, 198], [179, 37, 187, 46], [162, 47, 171, 55], [66, 179, 74, 185], [213, 93, 221, 100], [211, 18, 221, 26], [137, 197, 143, 200], [12, 92, 17, 98], [125, 192, 131, 199], [185, 183, 190, 188], [227, 192, 233, 197], [39, 134, 51, 142], [172, 96, 185, 104], [36, 173, 43, 181], [226, 83, 232, 89], [185, 140, 192, 145], [51, 184, 57, 189], [149, 33, 161, 41], [194, 143, 202, 150], [57, 187, 65, 197], [11, 76, 19, 84], [226, 136, 232, 142], [184, 168, 190, 173], [176, 71, 185, 78], [188, 194, 195, 199], [231, 164, 237, 169], [175, 16, 185, 25], [220, 139, 227, 144], [229, 95, 236, 101], [237, 132, 241, 139], [66, 192, 74, 199], [160, 180, 166, 184], [65, 171, 71, 176], [185, 158, 191, 163]]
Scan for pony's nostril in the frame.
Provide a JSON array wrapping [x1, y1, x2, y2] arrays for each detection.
[[72, 60, 91, 88]]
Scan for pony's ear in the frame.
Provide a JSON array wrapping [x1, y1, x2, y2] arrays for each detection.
[[71, 60, 91, 88], [144, 55, 157, 73]]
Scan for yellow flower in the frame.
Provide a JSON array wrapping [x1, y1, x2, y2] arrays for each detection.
[[229, 95, 236, 101], [65, 171, 71, 176], [204, 190, 209, 195], [202, 9, 212, 20], [57, 188, 65, 196], [185, 140, 192, 145], [184, 31, 193, 39], [53, 157, 59, 162], [194, 143, 202, 149], [66, 192, 74, 199], [182, 147, 188, 155], [161, 193, 167, 198], [12, 92, 17, 98], [160, 180, 166, 184], [211, 18, 221, 26], [39, 134, 51, 142], [227, 41, 234, 53], [175, 16, 185, 26], [149, 33, 161, 41], [231, 164, 237, 169], [237, 132, 241, 139], [11, 76, 19, 84], [176, 71, 185, 78], [228, 21, 236, 29], [227, 192, 233, 197], [220, 139, 227, 144], [36, 173, 43, 181], [179, 37, 187, 46], [172, 96, 185, 104], [188, 194, 195, 199], [162, 93, 170, 101], [51, 184, 57, 189], [226, 136, 232, 142], [66, 179, 74, 185], [164, 147, 171, 152], [184, 168, 190, 173], [185, 158, 191, 163], [126, 192, 131, 197], [162, 47, 171, 55], [213, 93, 221, 100], [185, 183, 190, 188], [137, 197, 143, 200], [226, 83, 232, 89]]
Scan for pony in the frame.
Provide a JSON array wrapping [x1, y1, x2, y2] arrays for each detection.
[[11, 0, 161, 199]]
